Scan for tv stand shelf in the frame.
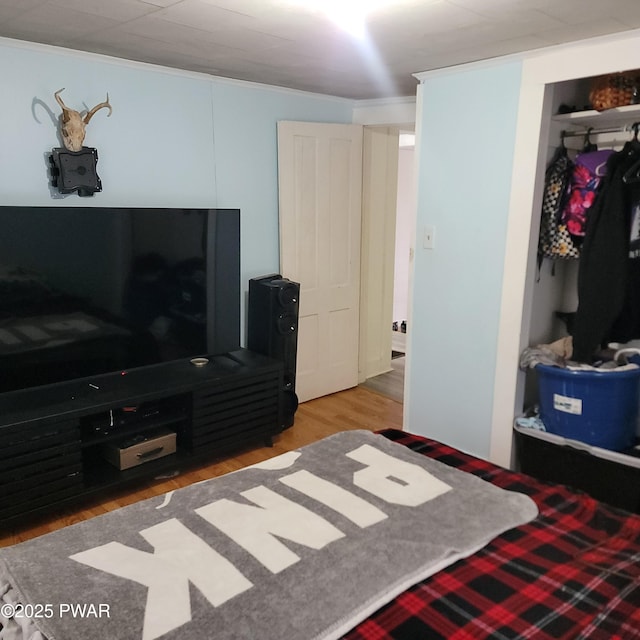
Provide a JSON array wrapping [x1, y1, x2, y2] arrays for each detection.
[[0, 349, 283, 528]]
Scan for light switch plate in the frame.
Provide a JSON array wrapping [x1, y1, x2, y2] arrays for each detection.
[[423, 225, 435, 249]]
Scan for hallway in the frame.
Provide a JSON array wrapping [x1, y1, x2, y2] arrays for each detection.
[[360, 354, 404, 403]]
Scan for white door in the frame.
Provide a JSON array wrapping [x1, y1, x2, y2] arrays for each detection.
[[277, 121, 363, 402]]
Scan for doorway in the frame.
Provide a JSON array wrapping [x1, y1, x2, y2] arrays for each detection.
[[361, 131, 415, 403], [277, 114, 416, 408]]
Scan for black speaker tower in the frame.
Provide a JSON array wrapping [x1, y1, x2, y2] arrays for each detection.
[[248, 274, 300, 430]]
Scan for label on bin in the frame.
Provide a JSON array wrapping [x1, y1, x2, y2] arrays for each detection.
[[553, 393, 582, 415]]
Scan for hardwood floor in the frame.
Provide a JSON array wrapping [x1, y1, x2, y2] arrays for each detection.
[[0, 385, 402, 547], [361, 356, 405, 403]]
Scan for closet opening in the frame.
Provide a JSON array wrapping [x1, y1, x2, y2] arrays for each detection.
[[510, 66, 640, 510], [491, 39, 640, 469], [523, 75, 640, 411]]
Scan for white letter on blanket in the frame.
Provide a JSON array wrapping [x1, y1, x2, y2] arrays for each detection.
[[280, 470, 387, 527], [70, 518, 253, 640], [196, 486, 344, 573], [347, 444, 451, 506]]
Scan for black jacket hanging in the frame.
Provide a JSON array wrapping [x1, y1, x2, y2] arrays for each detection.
[[571, 140, 640, 362]]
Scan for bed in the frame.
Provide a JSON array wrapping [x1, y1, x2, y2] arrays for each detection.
[[349, 430, 640, 640], [0, 428, 639, 640]]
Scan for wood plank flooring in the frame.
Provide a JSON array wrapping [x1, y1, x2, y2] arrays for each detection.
[[0, 385, 402, 547], [361, 356, 405, 403]]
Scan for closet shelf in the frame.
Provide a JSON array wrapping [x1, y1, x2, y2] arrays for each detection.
[[553, 103, 640, 128]]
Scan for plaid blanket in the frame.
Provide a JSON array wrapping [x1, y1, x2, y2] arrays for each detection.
[[346, 429, 640, 640]]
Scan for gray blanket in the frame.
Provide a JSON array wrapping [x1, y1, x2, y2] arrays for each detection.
[[0, 430, 538, 640]]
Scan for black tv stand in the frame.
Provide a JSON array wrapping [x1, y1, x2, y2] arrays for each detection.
[[0, 349, 283, 529]]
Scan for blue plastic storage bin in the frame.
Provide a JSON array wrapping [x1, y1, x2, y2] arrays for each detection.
[[536, 363, 640, 451]]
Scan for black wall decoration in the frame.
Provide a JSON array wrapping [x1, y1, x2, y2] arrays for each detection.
[[49, 88, 112, 197], [49, 147, 101, 197]]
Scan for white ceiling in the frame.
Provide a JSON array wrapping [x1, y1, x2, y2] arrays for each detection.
[[2, 0, 640, 100]]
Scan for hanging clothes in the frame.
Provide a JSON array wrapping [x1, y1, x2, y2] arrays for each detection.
[[561, 148, 614, 237], [571, 137, 640, 362], [537, 144, 580, 263]]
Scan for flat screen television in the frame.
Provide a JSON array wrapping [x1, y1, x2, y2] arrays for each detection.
[[0, 206, 240, 395]]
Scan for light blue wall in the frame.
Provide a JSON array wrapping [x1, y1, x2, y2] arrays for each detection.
[[211, 82, 356, 282], [407, 60, 522, 458], [0, 39, 353, 342], [2, 43, 218, 207]]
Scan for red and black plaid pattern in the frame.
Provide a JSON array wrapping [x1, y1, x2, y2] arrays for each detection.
[[343, 429, 640, 640]]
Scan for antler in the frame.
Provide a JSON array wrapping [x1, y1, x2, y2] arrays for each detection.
[[84, 94, 112, 124], [53, 88, 112, 152], [54, 88, 70, 115]]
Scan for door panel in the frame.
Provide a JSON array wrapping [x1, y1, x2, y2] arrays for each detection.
[[277, 121, 363, 402]]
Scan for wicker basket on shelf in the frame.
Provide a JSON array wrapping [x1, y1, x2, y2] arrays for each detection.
[[589, 70, 640, 111]]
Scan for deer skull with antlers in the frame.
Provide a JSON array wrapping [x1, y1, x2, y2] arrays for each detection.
[[54, 88, 112, 152]]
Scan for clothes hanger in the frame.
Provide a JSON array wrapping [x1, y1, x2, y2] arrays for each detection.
[[550, 131, 569, 163], [582, 127, 598, 152], [622, 122, 640, 153]]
